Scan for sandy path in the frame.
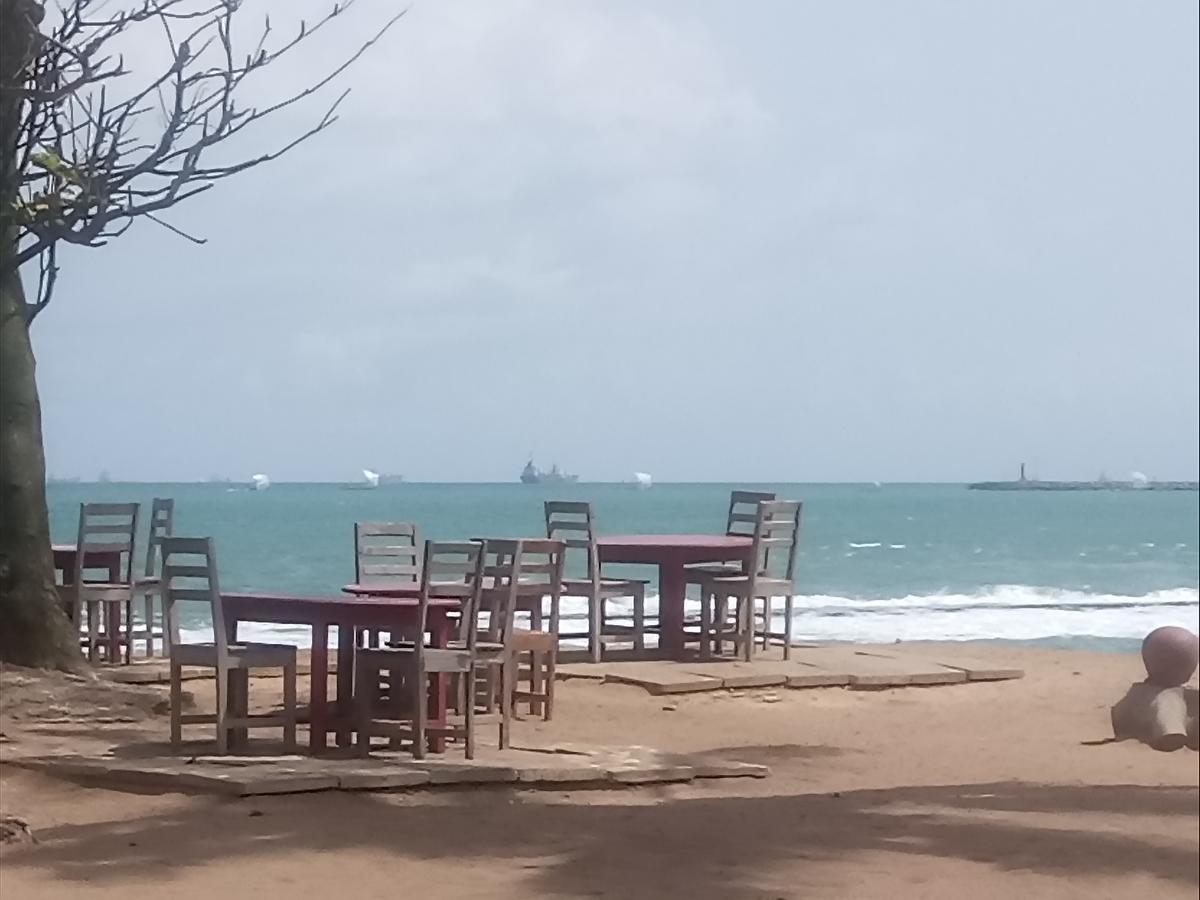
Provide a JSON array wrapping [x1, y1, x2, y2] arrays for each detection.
[[1, 645, 1196, 899]]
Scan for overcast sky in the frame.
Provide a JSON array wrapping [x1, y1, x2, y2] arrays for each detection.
[[33, 0, 1199, 483]]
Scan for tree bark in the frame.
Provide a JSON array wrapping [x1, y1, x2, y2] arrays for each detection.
[[0, 259, 82, 670], [0, 0, 83, 670]]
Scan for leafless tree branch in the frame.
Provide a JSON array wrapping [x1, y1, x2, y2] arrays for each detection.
[[2, 0, 404, 314]]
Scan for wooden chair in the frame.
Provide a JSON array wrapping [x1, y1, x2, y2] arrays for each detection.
[[161, 537, 297, 754], [496, 538, 564, 720], [695, 500, 803, 661], [355, 541, 491, 759], [685, 490, 777, 584], [354, 522, 421, 646], [545, 501, 648, 661], [132, 498, 174, 657], [60, 503, 139, 664]]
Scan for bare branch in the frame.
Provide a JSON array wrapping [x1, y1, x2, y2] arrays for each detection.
[[3, 0, 403, 315]]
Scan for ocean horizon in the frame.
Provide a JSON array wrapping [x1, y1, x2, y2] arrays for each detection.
[[48, 481, 1199, 654]]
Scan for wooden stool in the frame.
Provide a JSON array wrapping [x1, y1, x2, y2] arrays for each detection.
[[512, 629, 555, 720]]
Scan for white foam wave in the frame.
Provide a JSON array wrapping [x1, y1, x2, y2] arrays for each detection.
[[190, 586, 1199, 648], [849, 542, 882, 548]]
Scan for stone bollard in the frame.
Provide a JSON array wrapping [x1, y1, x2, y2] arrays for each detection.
[[1111, 683, 1198, 752], [1110, 626, 1200, 751]]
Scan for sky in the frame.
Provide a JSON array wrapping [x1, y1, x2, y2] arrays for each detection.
[[32, 0, 1200, 483]]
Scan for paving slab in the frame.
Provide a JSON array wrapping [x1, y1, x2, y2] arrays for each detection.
[[678, 661, 788, 689], [862, 648, 1025, 681], [788, 647, 966, 687], [603, 662, 724, 695]]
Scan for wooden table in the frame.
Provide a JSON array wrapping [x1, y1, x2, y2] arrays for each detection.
[[596, 535, 754, 658], [52, 543, 123, 583], [222, 592, 458, 754]]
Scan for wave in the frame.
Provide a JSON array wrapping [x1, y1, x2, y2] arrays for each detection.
[[188, 586, 1199, 648], [848, 542, 882, 548]]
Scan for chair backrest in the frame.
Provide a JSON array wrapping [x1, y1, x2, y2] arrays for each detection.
[[355, 522, 421, 585], [544, 501, 598, 583], [749, 500, 803, 584], [417, 541, 485, 648], [74, 502, 139, 586], [726, 491, 777, 537], [143, 497, 175, 577], [480, 538, 566, 643], [481, 539, 523, 646], [160, 536, 227, 661]]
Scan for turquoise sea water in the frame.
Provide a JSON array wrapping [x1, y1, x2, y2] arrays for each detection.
[[48, 482, 1199, 651]]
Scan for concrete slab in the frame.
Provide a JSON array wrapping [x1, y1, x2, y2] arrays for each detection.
[[864, 648, 1025, 681], [679, 661, 788, 689], [604, 663, 724, 695], [13, 742, 770, 795], [789, 647, 966, 687]]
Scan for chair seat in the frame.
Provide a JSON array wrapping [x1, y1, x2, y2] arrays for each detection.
[[72, 582, 135, 600], [360, 644, 473, 673], [171, 641, 296, 668], [561, 578, 644, 597], [513, 629, 555, 652], [704, 576, 795, 595], [684, 563, 745, 580]]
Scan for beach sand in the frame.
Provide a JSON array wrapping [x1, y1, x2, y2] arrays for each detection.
[[1, 644, 1197, 899]]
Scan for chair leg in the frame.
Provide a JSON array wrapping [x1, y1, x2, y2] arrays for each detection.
[[499, 659, 513, 750], [633, 585, 645, 654], [544, 649, 556, 722], [355, 657, 373, 757], [739, 596, 753, 662], [588, 593, 601, 663], [142, 595, 155, 657], [170, 662, 183, 748], [412, 663, 427, 760], [214, 669, 229, 755], [783, 593, 794, 660], [529, 649, 543, 717], [122, 601, 133, 664], [463, 670, 476, 760], [698, 589, 712, 661], [87, 601, 99, 664], [282, 660, 297, 751]]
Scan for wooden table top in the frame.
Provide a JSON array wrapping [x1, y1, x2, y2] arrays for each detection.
[[597, 534, 753, 550], [224, 591, 457, 610]]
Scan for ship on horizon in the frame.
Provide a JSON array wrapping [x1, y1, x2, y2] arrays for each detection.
[[520, 457, 578, 484], [968, 463, 1198, 492]]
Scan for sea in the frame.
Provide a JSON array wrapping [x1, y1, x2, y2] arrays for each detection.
[[47, 482, 1200, 653]]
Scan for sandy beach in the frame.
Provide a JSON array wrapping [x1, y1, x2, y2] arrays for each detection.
[[1, 643, 1197, 900]]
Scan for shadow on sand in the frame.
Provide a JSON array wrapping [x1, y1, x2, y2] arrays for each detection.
[[5, 774, 1197, 898]]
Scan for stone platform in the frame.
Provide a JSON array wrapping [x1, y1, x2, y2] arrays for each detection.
[[558, 645, 1024, 694], [11, 744, 768, 797]]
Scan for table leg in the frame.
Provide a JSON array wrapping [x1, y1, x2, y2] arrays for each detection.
[[658, 561, 687, 658], [227, 669, 249, 751], [428, 612, 450, 754], [309, 623, 330, 754], [335, 624, 355, 748]]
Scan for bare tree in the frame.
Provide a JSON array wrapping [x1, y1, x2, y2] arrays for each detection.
[[0, 0, 401, 669]]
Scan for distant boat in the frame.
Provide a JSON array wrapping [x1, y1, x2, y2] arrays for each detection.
[[342, 468, 382, 490], [250, 473, 271, 491], [520, 457, 578, 484], [633, 472, 653, 490]]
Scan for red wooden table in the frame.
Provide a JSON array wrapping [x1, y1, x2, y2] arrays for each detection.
[[596, 535, 754, 658], [222, 592, 458, 754], [52, 543, 123, 583]]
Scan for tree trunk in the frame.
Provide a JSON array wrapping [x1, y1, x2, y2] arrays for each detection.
[[0, 259, 83, 670]]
